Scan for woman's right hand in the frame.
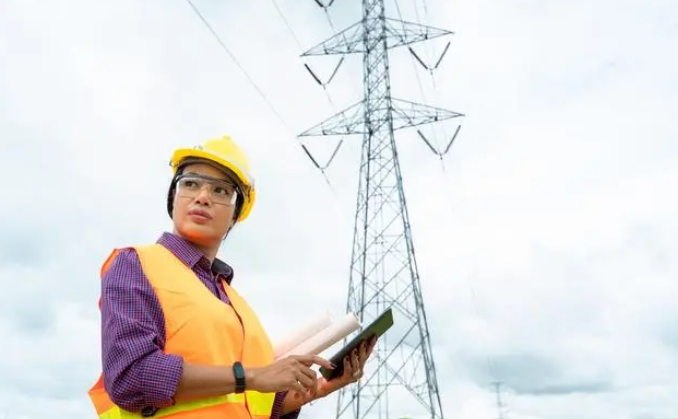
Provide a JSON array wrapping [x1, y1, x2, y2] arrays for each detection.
[[245, 355, 334, 395]]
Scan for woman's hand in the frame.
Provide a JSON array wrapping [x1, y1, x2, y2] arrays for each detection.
[[246, 354, 334, 395], [287, 336, 378, 404], [317, 336, 377, 397]]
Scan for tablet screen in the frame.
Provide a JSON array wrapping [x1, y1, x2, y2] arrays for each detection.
[[319, 307, 394, 380]]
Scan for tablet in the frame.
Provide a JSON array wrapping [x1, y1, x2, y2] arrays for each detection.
[[319, 307, 394, 381]]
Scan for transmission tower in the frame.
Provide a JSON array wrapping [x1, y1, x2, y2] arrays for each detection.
[[298, 1, 463, 419], [493, 381, 507, 419]]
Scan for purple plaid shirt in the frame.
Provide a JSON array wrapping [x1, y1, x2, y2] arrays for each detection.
[[99, 232, 299, 418]]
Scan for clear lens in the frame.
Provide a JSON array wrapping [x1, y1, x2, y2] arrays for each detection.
[[176, 174, 238, 206]]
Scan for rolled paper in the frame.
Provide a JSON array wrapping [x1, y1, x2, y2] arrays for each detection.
[[272, 311, 333, 359], [282, 312, 361, 358]]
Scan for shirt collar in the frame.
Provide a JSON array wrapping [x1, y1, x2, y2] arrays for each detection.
[[157, 232, 234, 284]]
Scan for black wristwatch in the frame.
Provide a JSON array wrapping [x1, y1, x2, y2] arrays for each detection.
[[233, 361, 246, 393]]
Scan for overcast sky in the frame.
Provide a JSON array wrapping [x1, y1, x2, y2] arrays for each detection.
[[1, 0, 677, 418]]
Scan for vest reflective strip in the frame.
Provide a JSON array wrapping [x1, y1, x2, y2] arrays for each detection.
[[245, 391, 276, 417], [97, 391, 275, 419], [99, 394, 244, 419]]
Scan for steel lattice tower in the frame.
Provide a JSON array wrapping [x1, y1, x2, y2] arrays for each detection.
[[298, 1, 463, 418]]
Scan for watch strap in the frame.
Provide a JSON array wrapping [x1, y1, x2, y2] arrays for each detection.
[[233, 361, 246, 393]]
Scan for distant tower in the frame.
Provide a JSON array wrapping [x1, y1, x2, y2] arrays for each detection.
[[493, 381, 507, 419], [298, 0, 463, 418]]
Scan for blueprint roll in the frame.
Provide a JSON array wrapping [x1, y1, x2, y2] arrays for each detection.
[[272, 311, 333, 359], [282, 312, 361, 358]]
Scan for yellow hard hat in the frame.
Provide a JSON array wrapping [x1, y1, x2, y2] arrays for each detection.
[[168, 135, 256, 222]]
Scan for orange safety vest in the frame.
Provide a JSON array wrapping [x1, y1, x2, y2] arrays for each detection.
[[87, 244, 277, 419]]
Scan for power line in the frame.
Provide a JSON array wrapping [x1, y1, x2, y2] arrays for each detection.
[[183, 0, 294, 134], [269, 0, 305, 51], [183, 0, 343, 191]]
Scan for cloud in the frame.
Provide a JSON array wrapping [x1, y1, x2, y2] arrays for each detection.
[[1, 0, 677, 418]]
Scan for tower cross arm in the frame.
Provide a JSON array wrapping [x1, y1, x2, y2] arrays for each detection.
[[298, 99, 463, 137], [301, 22, 364, 56], [384, 18, 453, 49], [301, 18, 453, 57], [391, 98, 464, 130], [298, 100, 366, 137]]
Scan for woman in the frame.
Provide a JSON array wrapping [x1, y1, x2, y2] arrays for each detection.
[[87, 135, 377, 419]]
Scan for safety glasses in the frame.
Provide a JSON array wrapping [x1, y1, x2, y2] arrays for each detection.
[[175, 174, 239, 206]]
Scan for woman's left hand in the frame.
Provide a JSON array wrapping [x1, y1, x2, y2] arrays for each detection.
[[289, 336, 378, 404]]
